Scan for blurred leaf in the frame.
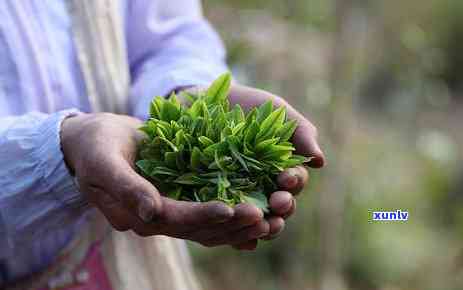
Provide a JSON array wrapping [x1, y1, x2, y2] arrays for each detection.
[[242, 192, 269, 213]]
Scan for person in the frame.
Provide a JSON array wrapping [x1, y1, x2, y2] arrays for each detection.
[[0, 0, 325, 288]]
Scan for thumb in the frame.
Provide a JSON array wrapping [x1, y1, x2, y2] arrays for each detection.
[[292, 123, 325, 168], [98, 156, 163, 222], [282, 104, 325, 168]]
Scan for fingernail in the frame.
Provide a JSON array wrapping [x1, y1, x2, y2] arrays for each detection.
[[281, 197, 294, 214], [215, 207, 234, 223], [282, 199, 296, 219], [286, 169, 299, 188], [138, 197, 155, 222], [277, 169, 298, 189], [208, 202, 234, 223], [309, 153, 325, 168]]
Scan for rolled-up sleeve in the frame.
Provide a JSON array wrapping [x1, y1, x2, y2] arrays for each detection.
[[126, 0, 229, 120], [0, 110, 87, 258]]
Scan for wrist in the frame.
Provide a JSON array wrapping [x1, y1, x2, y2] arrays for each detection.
[[60, 113, 90, 175]]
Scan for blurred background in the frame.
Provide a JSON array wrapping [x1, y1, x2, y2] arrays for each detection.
[[188, 0, 463, 290]]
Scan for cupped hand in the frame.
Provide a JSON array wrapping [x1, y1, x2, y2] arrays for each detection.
[[225, 84, 325, 250], [61, 81, 324, 251], [60, 113, 270, 247]]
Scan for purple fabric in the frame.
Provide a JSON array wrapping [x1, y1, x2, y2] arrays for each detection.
[[0, 0, 227, 282], [37, 243, 113, 290]]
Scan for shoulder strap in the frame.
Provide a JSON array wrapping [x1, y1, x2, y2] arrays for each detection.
[[67, 0, 129, 113], [66, 2, 202, 290]]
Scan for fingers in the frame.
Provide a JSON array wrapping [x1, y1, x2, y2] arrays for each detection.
[[232, 240, 258, 251], [261, 216, 285, 241], [180, 197, 290, 247], [283, 105, 325, 168], [225, 203, 264, 228], [269, 191, 293, 215], [227, 219, 270, 244], [268, 191, 296, 219], [188, 203, 265, 247], [282, 198, 296, 219], [160, 199, 234, 232], [186, 203, 264, 242], [270, 96, 324, 167], [259, 192, 294, 241], [277, 166, 309, 195], [202, 219, 269, 247], [227, 85, 325, 168], [97, 196, 235, 238], [293, 125, 324, 167]]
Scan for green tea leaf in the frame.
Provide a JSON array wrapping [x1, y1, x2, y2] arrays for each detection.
[[151, 166, 179, 177], [242, 192, 269, 213], [159, 137, 178, 152], [256, 100, 273, 123], [244, 121, 259, 146], [137, 73, 317, 210], [175, 150, 186, 171], [160, 101, 181, 122], [190, 147, 202, 170], [227, 136, 249, 172], [187, 99, 202, 118], [198, 136, 214, 148], [277, 119, 297, 142], [169, 92, 181, 107], [180, 91, 197, 104], [255, 138, 280, 153], [139, 123, 156, 138], [203, 141, 228, 158], [136, 160, 155, 176], [164, 152, 178, 169], [231, 121, 246, 136], [167, 187, 182, 200], [256, 107, 286, 142], [206, 72, 231, 103], [174, 173, 205, 185], [174, 130, 185, 147], [149, 100, 161, 119], [260, 144, 295, 158], [245, 108, 257, 126], [152, 97, 164, 119], [230, 104, 245, 124]]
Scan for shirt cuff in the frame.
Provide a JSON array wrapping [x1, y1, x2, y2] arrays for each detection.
[[35, 110, 82, 206], [129, 60, 228, 120]]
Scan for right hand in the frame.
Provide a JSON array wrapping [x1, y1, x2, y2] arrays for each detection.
[[60, 113, 270, 249]]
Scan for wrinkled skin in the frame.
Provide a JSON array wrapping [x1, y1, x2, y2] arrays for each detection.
[[61, 84, 325, 250]]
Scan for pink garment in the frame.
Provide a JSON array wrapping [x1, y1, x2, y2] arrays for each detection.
[[38, 243, 112, 290]]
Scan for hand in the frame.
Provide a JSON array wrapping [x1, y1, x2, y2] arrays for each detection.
[[61, 113, 271, 247], [226, 84, 325, 250]]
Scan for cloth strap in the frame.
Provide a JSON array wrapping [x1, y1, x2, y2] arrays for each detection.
[[65, 1, 202, 290], [67, 0, 129, 113]]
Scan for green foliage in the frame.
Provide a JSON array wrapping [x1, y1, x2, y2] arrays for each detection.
[[136, 73, 309, 212]]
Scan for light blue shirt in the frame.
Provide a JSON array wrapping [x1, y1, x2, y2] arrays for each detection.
[[0, 0, 227, 282]]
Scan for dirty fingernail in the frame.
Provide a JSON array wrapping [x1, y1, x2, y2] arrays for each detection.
[[138, 197, 155, 222]]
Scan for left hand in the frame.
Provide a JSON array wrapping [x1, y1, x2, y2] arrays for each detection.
[[182, 84, 325, 250]]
